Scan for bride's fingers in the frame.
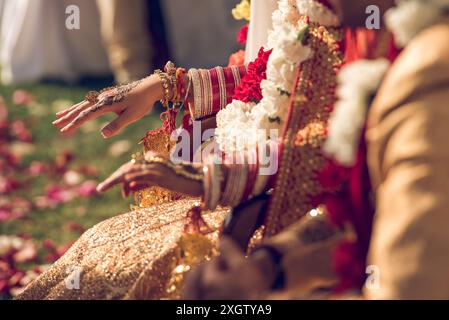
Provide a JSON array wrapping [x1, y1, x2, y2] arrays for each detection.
[[97, 167, 128, 192], [55, 100, 86, 118], [61, 103, 109, 133], [121, 183, 130, 197], [97, 163, 139, 192], [121, 181, 153, 197], [97, 174, 124, 192], [128, 182, 152, 192], [123, 170, 158, 184], [100, 109, 134, 138], [53, 101, 92, 128]]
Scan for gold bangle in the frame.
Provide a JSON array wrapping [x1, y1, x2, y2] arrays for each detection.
[[164, 61, 177, 102], [155, 69, 172, 108]]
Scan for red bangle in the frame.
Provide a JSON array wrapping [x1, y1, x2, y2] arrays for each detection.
[[176, 67, 187, 103]]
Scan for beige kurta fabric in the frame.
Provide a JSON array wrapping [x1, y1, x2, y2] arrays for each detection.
[[364, 18, 449, 299], [245, 0, 278, 63], [95, 0, 152, 82], [261, 18, 449, 299]]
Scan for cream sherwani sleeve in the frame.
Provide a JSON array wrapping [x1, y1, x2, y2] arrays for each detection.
[[245, 0, 278, 62], [365, 19, 449, 299]]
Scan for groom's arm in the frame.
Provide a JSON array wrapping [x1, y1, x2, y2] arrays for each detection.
[[365, 21, 449, 299]]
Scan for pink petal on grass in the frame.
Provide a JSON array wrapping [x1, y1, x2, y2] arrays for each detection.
[[45, 185, 74, 204], [0, 176, 20, 194], [12, 241, 37, 263], [63, 170, 82, 186], [77, 180, 98, 197], [12, 90, 34, 106], [0, 208, 12, 222], [10, 120, 32, 142], [28, 161, 47, 176]]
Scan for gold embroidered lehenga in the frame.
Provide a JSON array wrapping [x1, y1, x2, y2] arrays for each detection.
[[17, 8, 344, 300]]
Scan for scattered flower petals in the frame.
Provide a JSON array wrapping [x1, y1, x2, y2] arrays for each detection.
[[0, 236, 24, 255], [13, 242, 37, 263], [10, 120, 32, 142], [63, 170, 82, 186], [77, 180, 98, 198], [228, 50, 246, 67], [0, 176, 20, 195], [0, 88, 108, 298], [12, 90, 35, 106], [28, 161, 47, 176], [9, 142, 35, 158], [45, 185, 75, 205]]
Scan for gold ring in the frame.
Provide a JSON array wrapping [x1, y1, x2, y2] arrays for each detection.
[[85, 91, 100, 103]]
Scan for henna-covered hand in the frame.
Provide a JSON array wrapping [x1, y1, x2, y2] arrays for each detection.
[[96, 154, 203, 198], [53, 74, 165, 138]]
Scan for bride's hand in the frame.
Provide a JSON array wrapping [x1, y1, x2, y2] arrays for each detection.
[[53, 75, 164, 138], [96, 156, 203, 198]]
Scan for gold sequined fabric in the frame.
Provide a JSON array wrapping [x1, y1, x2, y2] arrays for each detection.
[[265, 24, 344, 236], [135, 129, 182, 207], [17, 199, 228, 300]]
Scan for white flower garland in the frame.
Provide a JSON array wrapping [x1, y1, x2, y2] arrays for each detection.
[[215, 0, 337, 153], [385, 0, 449, 47], [324, 0, 449, 166], [324, 59, 390, 166]]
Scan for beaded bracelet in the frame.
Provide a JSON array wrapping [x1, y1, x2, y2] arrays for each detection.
[[164, 61, 177, 102], [154, 69, 172, 108]]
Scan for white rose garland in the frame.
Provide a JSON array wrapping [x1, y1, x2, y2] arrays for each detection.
[[325, 0, 449, 166], [216, 0, 337, 153], [385, 0, 449, 47], [324, 59, 391, 166]]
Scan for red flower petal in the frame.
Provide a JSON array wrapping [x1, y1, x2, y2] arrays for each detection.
[[236, 24, 249, 45], [228, 50, 246, 67], [233, 48, 272, 103], [12, 90, 34, 106]]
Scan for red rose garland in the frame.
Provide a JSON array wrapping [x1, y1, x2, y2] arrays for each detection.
[[233, 48, 272, 103], [237, 24, 249, 45]]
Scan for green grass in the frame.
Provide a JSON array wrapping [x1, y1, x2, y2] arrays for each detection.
[[0, 79, 161, 245]]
